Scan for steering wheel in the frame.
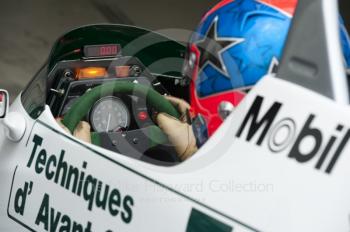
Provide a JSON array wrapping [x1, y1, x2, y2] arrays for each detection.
[[61, 81, 181, 161]]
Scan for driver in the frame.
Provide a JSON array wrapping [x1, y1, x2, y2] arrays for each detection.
[[59, 0, 350, 161], [156, 0, 350, 160]]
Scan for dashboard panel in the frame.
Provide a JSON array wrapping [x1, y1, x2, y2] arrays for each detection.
[[46, 56, 181, 165], [58, 76, 154, 132]]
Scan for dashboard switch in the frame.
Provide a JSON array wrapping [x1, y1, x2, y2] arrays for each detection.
[[138, 111, 148, 121]]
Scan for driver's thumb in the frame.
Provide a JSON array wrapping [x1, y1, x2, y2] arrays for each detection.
[[73, 121, 92, 144], [156, 113, 197, 160]]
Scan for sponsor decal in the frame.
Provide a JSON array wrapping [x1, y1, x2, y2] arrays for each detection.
[[8, 134, 134, 232], [7, 122, 259, 232], [27, 135, 134, 224], [236, 96, 350, 174]]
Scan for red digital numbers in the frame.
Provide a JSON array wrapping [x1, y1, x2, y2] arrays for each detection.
[[84, 44, 120, 58], [99, 46, 118, 56]]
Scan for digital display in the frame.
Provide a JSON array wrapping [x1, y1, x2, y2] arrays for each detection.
[[84, 44, 121, 58]]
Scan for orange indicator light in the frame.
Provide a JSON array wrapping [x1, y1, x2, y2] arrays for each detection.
[[115, 66, 131, 78], [76, 67, 107, 79]]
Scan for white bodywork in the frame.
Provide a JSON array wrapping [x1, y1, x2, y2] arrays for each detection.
[[1, 0, 350, 231], [1, 75, 350, 231]]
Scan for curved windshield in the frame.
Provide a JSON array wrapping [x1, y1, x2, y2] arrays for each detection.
[[21, 24, 186, 120], [21, 24, 189, 166], [48, 24, 186, 78], [21, 65, 47, 119]]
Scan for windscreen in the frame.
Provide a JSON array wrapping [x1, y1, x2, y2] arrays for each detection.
[[47, 24, 186, 79]]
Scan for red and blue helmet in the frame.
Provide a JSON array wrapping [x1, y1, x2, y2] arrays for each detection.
[[184, 0, 350, 138]]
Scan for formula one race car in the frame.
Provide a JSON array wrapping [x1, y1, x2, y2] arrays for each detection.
[[1, 0, 350, 231]]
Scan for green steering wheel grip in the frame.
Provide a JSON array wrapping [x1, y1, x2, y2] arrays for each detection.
[[62, 81, 181, 134]]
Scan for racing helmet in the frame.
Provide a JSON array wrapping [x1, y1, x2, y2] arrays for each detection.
[[183, 0, 350, 143]]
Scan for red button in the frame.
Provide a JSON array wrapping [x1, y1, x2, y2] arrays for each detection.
[[138, 111, 148, 121]]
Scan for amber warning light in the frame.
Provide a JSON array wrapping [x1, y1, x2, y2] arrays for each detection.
[[76, 67, 108, 79], [84, 44, 121, 58]]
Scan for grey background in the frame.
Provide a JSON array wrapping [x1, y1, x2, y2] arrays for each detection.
[[0, 0, 349, 102], [0, 0, 215, 101]]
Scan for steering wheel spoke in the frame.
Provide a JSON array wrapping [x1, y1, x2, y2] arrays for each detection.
[[93, 126, 168, 156]]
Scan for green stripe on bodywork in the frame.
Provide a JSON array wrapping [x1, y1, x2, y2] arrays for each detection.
[[186, 208, 233, 232]]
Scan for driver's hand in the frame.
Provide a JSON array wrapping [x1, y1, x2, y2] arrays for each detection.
[[56, 119, 91, 144], [163, 95, 191, 123], [156, 96, 197, 161]]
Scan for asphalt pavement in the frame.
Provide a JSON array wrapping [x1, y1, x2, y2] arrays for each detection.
[[0, 0, 215, 102]]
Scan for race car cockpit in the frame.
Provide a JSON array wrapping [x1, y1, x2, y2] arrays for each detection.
[[18, 1, 350, 169], [3, 0, 350, 231], [20, 24, 188, 166]]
